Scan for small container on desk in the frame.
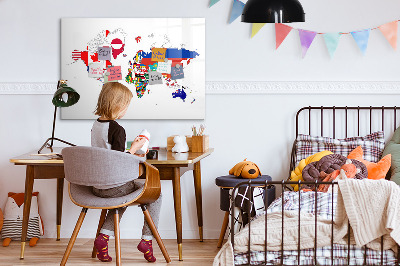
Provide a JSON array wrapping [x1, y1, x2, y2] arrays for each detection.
[[191, 135, 209, 153]]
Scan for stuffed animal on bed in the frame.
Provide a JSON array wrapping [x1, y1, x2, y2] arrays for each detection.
[[229, 159, 261, 179], [1, 192, 44, 247]]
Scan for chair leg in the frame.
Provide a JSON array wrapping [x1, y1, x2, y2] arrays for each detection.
[[60, 208, 88, 266], [217, 211, 230, 248], [114, 209, 121, 266], [141, 205, 171, 263], [91, 209, 108, 258]]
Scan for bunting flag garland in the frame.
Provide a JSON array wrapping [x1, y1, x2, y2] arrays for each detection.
[[275, 23, 293, 49], [251, 23, 266, 38], [351, 29, 370, 55], [207, 3, 400, 58], [378, 21, 398, 50], [323, 33, 341, 58], [229, 0, 245, 24], [298, 29, 317, 58], [209, 0, 221, 7]]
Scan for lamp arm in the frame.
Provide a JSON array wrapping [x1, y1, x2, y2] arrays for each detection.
[[50, 105, 57, 148]]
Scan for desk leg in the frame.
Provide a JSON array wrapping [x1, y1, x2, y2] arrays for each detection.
[[172, 167, 183, 261], [20, 165, 35, 259], [193, 161, 203, 242], [56, 178, 64, 241]]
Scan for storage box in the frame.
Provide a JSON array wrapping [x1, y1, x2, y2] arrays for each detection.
[[167, 135, 192, 151], [191, 135, 209, 153]]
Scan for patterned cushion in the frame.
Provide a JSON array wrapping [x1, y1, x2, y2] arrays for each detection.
[[295, 131, 385, 166]]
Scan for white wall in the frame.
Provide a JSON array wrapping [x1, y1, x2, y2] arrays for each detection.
[[1, 0, 400, 239]]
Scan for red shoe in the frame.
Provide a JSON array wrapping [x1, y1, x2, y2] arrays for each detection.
[[137, 239, 156, 262], [94, 233, 112, 262]]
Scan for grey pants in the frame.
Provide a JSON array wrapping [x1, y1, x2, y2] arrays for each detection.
[[92, 180, 162, 240]]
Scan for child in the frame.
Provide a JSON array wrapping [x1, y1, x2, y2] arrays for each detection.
[[91, 82, 162, 263]]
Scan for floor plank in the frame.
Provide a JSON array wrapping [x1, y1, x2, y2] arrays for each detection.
[[0, 239, 221, 265]]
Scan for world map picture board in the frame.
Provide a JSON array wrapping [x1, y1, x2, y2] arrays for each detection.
[[61, 18, 205, 119]]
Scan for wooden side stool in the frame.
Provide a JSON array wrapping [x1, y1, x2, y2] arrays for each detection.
[[215, 175, 275, 248]]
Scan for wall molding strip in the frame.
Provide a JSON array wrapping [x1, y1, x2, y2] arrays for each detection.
[[1, 81, 400, 95]]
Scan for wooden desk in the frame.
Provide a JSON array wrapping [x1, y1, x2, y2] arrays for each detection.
[[9, 148, 64, 259], [10, 147, 213, 261]]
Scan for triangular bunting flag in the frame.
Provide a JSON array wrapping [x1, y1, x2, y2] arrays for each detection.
[[229, 0, 245, 24], [209, 0, 220, 7], [323, 33, 341, 58], [275, 23, 293, 49], [378, 21, 398, 50], [351, 29, 370, 55], [298, 29, 317, 58], [251, 23, 266, 38]]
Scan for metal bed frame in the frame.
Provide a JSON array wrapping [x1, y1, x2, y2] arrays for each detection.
[[230, 106, 400, 266]]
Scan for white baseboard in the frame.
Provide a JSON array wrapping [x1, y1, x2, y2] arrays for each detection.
[[1, 81, 400, 94]]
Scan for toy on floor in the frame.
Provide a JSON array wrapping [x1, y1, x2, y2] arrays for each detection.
[[0, 208, 3, 232], [172, 135, 189, 153], [1, 192, 44, 247], [229, 159, 261, 179]]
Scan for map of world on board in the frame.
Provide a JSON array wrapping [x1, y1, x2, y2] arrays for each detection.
[[61, 18, 205, 119]]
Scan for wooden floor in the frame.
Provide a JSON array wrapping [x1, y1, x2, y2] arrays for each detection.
[[0, 239, 221, 265]]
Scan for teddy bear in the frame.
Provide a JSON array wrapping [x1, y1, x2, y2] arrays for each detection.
[[172, 135, 189, 153], [1, 192, 44, 247], [229, 159, 261, 179]]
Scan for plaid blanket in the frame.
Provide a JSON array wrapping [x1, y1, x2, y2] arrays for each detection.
[[234, 191, 397, 265], [234, 244, 397, 265]]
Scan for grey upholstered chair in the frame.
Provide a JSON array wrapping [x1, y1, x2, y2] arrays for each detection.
[[60, 146, 171, 265]]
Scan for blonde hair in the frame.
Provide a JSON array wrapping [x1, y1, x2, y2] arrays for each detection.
[[95, 82, 133, 120]]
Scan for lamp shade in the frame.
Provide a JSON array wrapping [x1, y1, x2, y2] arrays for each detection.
[[52, 84, 80, 107], [241, 0, 305, 23]]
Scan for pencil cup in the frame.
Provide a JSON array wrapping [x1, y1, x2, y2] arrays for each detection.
[[191, 135, 209, 153]]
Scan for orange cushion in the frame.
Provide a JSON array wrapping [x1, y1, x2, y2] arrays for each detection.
[[347, 146, 391, 180]]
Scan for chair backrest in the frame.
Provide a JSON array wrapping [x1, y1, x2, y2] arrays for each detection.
[[62, 146, 145, 187]]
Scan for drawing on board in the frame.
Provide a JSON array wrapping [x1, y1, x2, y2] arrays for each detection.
[[61, 18, 205, 119]]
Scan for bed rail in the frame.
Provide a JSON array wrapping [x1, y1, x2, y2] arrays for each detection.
[[289, 106, 400, 182], [230, 180, 400, 266], [229, 106, 400, 265]]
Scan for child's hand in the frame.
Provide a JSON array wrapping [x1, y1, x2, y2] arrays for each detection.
[[134, 149, 149, 157], [129, 137, 147, 154]]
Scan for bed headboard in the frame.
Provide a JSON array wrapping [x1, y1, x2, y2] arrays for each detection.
[[290, 106, 400, 179]]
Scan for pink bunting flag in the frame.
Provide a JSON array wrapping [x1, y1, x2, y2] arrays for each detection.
[[298, 29, 317, 58], [378, 21, 398, 50], [275, 23, 293, 49]]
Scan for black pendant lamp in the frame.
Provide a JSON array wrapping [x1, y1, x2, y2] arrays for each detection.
[[242, 0, 305, 23]]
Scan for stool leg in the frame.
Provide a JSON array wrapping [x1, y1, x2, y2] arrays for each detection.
[[114, 209, 121, 266], [92, 209, 107, 258], [217, 211, 230, 248]]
